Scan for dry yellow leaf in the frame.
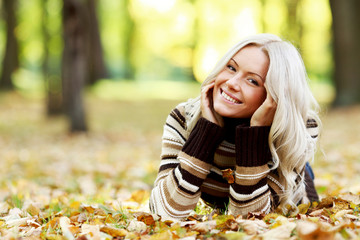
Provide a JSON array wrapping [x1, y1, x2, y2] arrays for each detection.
[[100, 225, 128, 237], [129, 190, 148, 203], [263, 213, 281, 224], [298, 203, 311, 214], [46, 217, 60, 229], [26, 204, 40, 216], [69, 201, 81, 210]]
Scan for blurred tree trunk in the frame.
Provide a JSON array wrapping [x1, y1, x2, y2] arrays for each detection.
[[283, 0, 302, 48], [62, 0, 88, 132], [0, 0, 19, 90], [188, 0, 198, 81], [330, 0, 360, 106], [42, 0, 63, 115], [122, 0, 135, 79], [86, 0, 108, 85], [260, 0, 268, 33]]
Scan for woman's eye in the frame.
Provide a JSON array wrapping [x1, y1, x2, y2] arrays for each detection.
[[248, 78, 259, 86], [227, 64, 236, 72]]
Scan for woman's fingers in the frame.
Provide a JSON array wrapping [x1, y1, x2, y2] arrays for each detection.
[[201, 83, 223, 126], [251, 86, 277, 126]]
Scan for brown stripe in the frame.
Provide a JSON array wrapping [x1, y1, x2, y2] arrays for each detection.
[[201, 185, 229, 198]]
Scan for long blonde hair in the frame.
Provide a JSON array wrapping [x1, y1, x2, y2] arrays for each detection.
[[184, 33, 321, 212]]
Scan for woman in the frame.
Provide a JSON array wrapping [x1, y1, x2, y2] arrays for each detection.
[[149, 33, 321, 220]]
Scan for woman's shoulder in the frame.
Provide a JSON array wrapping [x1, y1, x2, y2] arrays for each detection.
[[171, 98, 200, 119], [167, 98, 201, 132]]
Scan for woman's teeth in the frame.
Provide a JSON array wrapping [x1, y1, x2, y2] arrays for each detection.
[[221, 91, 241, 104]]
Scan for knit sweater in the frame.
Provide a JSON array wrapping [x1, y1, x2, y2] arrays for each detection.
[[149, 102, 319, 219]]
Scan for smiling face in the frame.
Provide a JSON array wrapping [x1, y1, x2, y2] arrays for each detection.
[[212, 45, 270, 119]]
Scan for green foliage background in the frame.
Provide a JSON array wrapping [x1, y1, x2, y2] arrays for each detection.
[[0, 0, 334, 104]]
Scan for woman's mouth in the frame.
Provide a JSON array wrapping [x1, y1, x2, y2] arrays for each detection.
[[221, 89, 242, 104]]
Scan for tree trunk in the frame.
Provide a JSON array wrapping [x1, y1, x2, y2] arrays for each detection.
[[86, 0, 108, 85], [0, 0, 19, 90], [283, 0, 302, 48], [62, 0, 88, 132], [122, 0, 136, 80], [330, 0, 360, 106], [187, 0, 199, 82], [42, 0, 63, 115]]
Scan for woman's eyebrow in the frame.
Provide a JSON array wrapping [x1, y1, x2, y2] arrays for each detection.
[[251, 72, 265, 82], [231, 58, 265, 82], [230, 58, 239, 67]]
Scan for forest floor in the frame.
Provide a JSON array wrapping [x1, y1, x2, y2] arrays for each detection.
[[1, 91, 360, 239]]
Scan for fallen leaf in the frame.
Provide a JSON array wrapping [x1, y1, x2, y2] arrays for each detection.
[[298, 203, 311, 214], [297, 221, 335, 240], [136, 212, 155, 226], [100, 225, 128, 237], [334, 209, 353, 220], [59, 216, 74, 240], [81, 224, 101, 240], [191, 220, 217, 233], [237, 219, 268, 235], [262, 221, 296, 240], [339, 192, 360, 205], [127, 219, 147, 232], [26, 204, 40, 216], [221, 168, 235, 184], [263, 213, 281, 224], [128, 190, 148, 204]]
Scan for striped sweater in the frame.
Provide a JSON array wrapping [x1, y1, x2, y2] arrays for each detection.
[[149, 102, 319, 219]]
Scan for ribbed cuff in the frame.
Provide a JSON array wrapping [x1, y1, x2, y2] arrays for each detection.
[[182, 118, 225, 164], [235, 126, 271, 167]]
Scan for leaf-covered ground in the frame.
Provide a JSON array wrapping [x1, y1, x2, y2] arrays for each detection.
[[1, 92, 360, 239]]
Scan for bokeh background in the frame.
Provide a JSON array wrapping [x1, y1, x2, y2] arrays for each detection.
[[0, 0, 360, 205]]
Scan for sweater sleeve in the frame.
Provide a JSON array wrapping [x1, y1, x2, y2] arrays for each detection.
[[229, 126, 273, 217], [149, 107, 225, 220], [229, 118, 321, 216]]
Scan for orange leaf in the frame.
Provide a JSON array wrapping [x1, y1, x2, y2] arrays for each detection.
[[221, 168, 234, 184], [137, 213, 155, 226]]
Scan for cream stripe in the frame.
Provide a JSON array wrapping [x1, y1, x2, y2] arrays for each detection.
[[158, 182, 190, 218], [235, 169, 270, 180], [230, 190, 270, 208], [160, 159, 179, 167], [230, 184, 269, 201], [163, 139, 183, 147], [267, 175, 285, 191], [218, 145, 235, 152], [179, 157, 210, 175], [260, 197, 271, 213], [174, 168, 199, 193], [210, 167, 223, 176]]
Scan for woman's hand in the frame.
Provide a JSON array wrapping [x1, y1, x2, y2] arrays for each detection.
[[201, 82, 224, 127], [250, 85, 277, 127]]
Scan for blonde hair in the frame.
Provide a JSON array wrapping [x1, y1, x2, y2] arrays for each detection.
[[184, 33, 321, 212]]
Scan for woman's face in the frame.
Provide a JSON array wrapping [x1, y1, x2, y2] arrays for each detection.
[[213, 45, 270, 118]]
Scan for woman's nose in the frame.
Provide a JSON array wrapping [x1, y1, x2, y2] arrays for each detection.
[[226, 74, 242, 92]]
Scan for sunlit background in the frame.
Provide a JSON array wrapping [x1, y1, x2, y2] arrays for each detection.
[[0, 0, 334, 103]]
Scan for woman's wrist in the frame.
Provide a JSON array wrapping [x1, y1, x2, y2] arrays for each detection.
[[235, 126, 271, 167], [182, 118, 225, 163]]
